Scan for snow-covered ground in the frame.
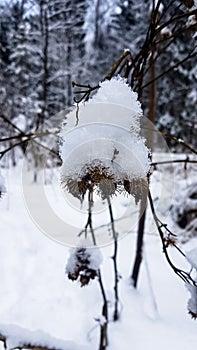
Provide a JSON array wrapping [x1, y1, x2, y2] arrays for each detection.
[[0, 159, 197, 350]]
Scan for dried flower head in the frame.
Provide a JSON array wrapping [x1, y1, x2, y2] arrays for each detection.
[[164, 236, 177, 248], [66, 245, 102, 287], [61, 159, 148, 203]]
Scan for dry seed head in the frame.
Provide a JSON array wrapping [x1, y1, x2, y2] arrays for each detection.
[[61, 159, 148, 203]]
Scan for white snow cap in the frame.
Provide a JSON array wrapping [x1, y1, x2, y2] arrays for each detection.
[[60, 76, 150, 185], [91, 76, 142, 114]]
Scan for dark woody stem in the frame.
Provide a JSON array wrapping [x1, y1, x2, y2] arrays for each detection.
[[107, 196, 120, 321]]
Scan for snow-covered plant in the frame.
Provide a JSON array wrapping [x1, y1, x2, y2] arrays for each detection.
[[60, 77, 150, 204], [66, 244, 103, 287], [60, 77, 150, 345]]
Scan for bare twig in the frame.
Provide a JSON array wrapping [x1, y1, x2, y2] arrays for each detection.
[[141, 126, 197, 154], [148, 189, 196, 285], [72, 50, 133, 104], [141, 49, 196, 90], [155, 8, 197, 35], [151, 157, 197, 167], [107, 196, 119, 321], [72, 81, 100, 103], [104, 50, 133, 81], [0, 137, 59, 160], [0, 114, 60, 161]]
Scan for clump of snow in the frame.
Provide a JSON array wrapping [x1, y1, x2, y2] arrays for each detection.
[[0, 173, 6, 198], [66, 243, 103, 287], [66, 242, 103, 274], [90, 76, 142, 135], [91, 76, 142, 119], [160, 27, 172, 38]]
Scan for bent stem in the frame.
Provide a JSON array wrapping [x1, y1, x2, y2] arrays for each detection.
[[107, 196, 119, 321]]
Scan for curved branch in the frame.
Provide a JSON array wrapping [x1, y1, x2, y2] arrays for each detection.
[[148, 189, 196, 285], [141, 49, 196, 90]]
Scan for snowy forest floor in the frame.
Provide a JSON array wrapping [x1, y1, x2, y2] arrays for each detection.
[[0, 156, 196, 350]]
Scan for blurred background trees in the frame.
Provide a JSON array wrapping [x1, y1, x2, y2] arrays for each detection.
[[0, 0, 196, 149]]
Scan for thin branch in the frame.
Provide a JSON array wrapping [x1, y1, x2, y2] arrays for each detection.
[[161, 134, 197, 154], [154, 22, 197, 46], [10, 346, 54, 350], [104, 50, 133, 81], [72, 82, 100, 103], [142, 126, 197, 154], [0, 114, 25, 134], [0, 139, 28, 160], [97, 270, 109, 350], [159, 0, 177, 18], [72, 50, 133, 103], [80, 190, 108, 350], [156, 8, 197, 35], [142, 49, 196, 90], [0, 137, 59, 160], [148, 189, 196, 285], [107, 196, 119, 321], [151, 158, 197, 167], [0, 131, 57, 142]]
